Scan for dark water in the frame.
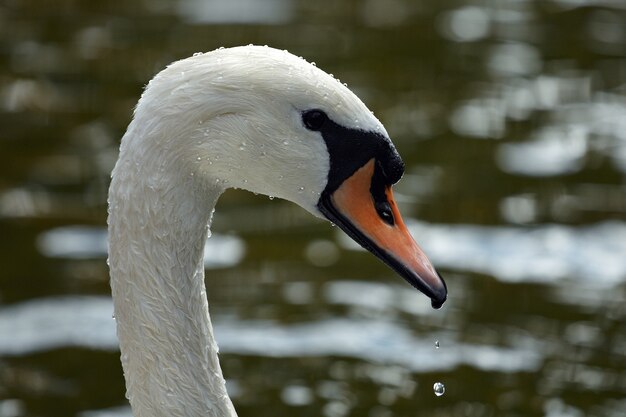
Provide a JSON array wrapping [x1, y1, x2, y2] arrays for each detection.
[[1, 0, 626, 416]]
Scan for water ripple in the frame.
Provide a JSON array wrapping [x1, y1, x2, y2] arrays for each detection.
[[0, 296, 542, 373], [36, 226, 245, 269], [339, 220, 626, 286]]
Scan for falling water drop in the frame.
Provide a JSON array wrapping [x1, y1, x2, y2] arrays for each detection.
[[433, 382, 445, 397], [435, 340, 440, 349]]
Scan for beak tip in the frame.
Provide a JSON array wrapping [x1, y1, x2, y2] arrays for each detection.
[[430, 293, 447, 309], [429, 271, 447, 310]]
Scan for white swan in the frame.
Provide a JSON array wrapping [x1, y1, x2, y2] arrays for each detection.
[[107, 45, 447, 417]]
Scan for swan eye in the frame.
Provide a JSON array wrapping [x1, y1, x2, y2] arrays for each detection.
[[375, 201, 395, 226], [302, 109, 328, 131]]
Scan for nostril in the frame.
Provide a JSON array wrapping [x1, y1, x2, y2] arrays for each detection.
[[375, 201, 395, 226]]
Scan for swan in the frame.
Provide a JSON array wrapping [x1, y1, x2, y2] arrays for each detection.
[[107, 45, 447, 417]]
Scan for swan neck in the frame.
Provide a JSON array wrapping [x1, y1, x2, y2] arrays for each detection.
[[108, 146, 236, 417]]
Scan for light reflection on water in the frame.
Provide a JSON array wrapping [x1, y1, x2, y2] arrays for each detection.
[[0, 295, 542, 371], [176, 0, 293, 25], [36, 226, 245, 269], [338, 220, 626, 285]]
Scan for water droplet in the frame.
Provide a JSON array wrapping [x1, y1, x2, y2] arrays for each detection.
[[298, 186, 305, 192], [243, 179, 248, 184], [112, 313, 116, 319], [269, 196, 274, 200], [196, 157, 202, 161], [283, 140, 289, 146], [218, 46, 225, 50], [311, 61, 316, 66], [435, 340, 440, 349], [433, 382, 445, 397]]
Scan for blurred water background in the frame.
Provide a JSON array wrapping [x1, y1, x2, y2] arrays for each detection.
[[1, 0, 625, 416]]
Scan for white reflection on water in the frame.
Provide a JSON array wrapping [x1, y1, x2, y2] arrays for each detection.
[[437, 6, 490, 42], [497, 125, 587, 176], [449, 98, 506, 139], [487, 42, 542, 78], [325, 280, 436, 317], [36, 226, 245, 269], [339, 220, 626, 286], [176, 0, 292, 24], [497, 93, 626, 176], [0, 296, 542, 373]]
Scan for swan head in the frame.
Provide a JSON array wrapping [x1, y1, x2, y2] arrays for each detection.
[[133, 45, 447, 308]]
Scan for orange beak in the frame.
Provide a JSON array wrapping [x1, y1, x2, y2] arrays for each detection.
[[318, 159, 447, 308]]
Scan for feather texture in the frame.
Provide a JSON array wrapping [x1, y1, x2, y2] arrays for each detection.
[[107, 45, 386, 416]]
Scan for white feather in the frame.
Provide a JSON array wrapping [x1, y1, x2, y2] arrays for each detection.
[[108, 45, 386, 417]]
